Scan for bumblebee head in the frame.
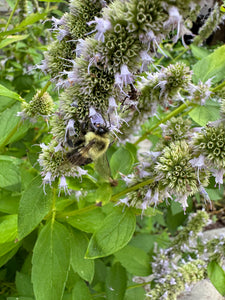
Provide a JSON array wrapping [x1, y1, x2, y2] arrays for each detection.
[[90, 122, 109, 135], [88, 107, 109, 136]]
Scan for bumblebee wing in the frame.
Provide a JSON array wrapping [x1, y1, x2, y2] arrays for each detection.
[[67, 140, 95, 166], [67, 151, 92, 166], [95, 153, 111, 180]]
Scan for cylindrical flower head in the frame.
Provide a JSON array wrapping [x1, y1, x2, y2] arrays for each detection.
[[170, 210, 209, 252], [138, 62, 192, 116], [18, 91, 54, 121], [193, 122, 225, 170], [38, 141, 87, 185], [146, 259, 206, 300], [42, 39, 76, 81], [155, 140, 209, 210], [159, 116, 192, 149]]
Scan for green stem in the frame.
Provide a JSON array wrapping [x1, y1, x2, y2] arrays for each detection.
[[92, 281, 152, 298], [171, 47, 189, 63], [126, 281, 152, 290], [56, 203, 97, 219], [4, 0, 20, 32], [57, 177, 154, 219], [134, 101, 196, 145], [0, 120, 23, 151], [51, 186, 57, 225], [46, 2, 50, 12], [111, 178, 154, 201], [38, 81, 51, 98], [211, 79, 225, 93]]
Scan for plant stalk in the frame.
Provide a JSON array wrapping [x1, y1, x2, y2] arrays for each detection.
[[4, 0, 20, 32]]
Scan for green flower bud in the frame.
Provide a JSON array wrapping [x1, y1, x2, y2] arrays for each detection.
[[18, 91, 54, 121]]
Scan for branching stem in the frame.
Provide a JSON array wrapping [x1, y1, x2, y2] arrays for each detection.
[[134, 101, 196, 145]]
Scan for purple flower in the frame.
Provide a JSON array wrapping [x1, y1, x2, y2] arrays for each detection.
[[59, 176, 70, 195], [89, 107, 105, 126], [211, 168, 224, 187], [87, 17, 112, 42], [116, 197, 130, 206], [115, 65, 134, 88], [65, 119, 76, 142], [190, 155, 205, 169], [139, 51, 154, 72], [164, 6, 192, 46]]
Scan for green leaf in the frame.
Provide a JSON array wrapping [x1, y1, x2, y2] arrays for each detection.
[[106, 262, 127, 300], [0, 35, 29, 49], [124, 142, 137, 161], [129, 233, 156, 253], [72, 278, 92, 300], [18, 176, 52, 240], [0, 27, 25, 37], [166, 209, 187, 234], [85, 183, 112, 205], [0, 243, 20, 267], [124, 286, 145, 300], [66, 207, 105, 233], [70, 229, 94, 283], [86, 208, 136, 258], [5, 0, 15, 9], [192, 45, 225, 84], [0, 214, 19, 257], [110, 148, 134, 178], [114, 245, 151, 276], [0, 190, 20, 214], [92, 259, 107, 287], [32, 221, 71, 300], [188, 100, 220, 126], [16, 13, 47, 28], [0, 158, 21, 191], [63, 293, 72, 300], [208, 260, 225, 296], [0, 95, 16, 112], [190, 44, 210, 60], [0, 102, 21, 147], [0, 84, 23, 101], [7, 297, 34, 300], [67, 176, 97, 191], [16, 272, 34, 297], [205, 186, 224, 201]]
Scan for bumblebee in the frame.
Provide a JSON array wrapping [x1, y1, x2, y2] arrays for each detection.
[[66, 114, 110, 166]]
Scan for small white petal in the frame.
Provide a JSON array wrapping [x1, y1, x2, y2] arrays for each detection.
[[59, 176, 70, 195], [190, 155, 205, 168], [43, 171, 52, 185]]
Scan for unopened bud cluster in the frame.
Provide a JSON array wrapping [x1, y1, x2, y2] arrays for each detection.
[[17, 91, 54, 122]]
